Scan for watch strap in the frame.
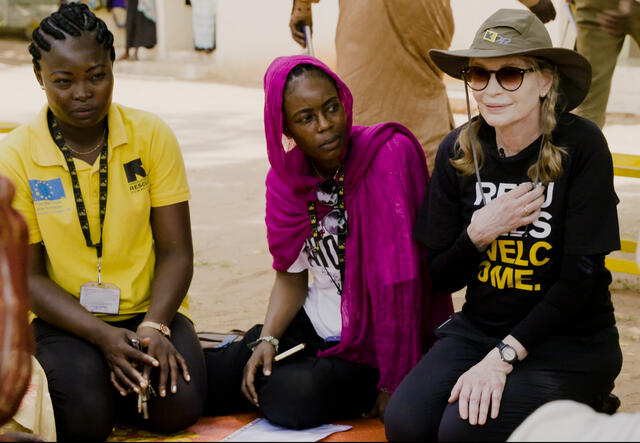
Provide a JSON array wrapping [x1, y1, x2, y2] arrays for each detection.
[[138, 321, 171, 337]]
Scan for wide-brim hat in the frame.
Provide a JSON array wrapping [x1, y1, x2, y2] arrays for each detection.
[[430, 8, 591, 111]]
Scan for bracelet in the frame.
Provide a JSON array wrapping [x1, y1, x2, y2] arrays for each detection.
[[138, 321, 171, 338], [247, 336, 279, 353]]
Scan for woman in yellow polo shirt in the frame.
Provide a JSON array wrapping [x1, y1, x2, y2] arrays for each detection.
[[0, 4, 206, 440]]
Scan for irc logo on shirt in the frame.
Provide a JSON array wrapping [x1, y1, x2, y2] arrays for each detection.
[[123, 158, 149, 193], [29, 178, 66, 201], [123, 158, 147, 183]]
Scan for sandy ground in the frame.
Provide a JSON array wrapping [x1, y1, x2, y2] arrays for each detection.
[[1, 39, 640, 413]]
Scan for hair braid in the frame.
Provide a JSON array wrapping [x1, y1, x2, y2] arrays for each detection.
[[527, 63, 566, 184], [284, 63, 338, 95], [29, 3, 115, 72]]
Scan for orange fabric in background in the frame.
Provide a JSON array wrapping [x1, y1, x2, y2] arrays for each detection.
[[335, 0, 455, 171]]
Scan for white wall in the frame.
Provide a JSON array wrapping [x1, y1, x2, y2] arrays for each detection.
[[156, 0, 194, 54], [213, 0, 338, 80]]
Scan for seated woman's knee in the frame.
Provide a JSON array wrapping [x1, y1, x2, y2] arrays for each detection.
[[385, 394, 437, 441], [147, 382, 205, 433], [258, 366, 325, 429], [55, 392, 115, 441]]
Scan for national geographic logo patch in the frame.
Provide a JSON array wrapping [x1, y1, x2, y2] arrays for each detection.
[[483, 30, 511, 45], [123, 158, 149, 193]]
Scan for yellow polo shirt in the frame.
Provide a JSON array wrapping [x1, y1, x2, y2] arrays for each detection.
[[0, 103, 191, 322]]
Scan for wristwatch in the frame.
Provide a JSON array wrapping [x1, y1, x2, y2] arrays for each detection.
[[248, 336, 280, 353], [496, 341, 518, 364], [138, 321, 171, 338]]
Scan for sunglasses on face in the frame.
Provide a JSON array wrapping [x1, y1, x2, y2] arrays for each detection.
[[462, 66, 536, 92]]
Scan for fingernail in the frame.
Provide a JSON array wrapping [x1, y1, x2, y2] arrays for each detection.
[[121, 391, 126, 396], [172, 385, 177, 394], [264, 369, 271, 376], [161, 389, 166, 397], [140, 381, 147, 388], [186, 374, 191, 382], [153, 360, 159, 366], [134, 387, 140, 394]]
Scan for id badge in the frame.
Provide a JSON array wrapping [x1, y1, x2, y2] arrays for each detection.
[[79, 282, 120, 315]]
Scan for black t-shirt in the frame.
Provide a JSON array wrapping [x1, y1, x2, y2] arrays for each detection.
[[415, 113, 620, 346]]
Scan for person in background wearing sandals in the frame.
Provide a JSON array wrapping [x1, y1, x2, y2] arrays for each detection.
[[204, 55, 453, 429], [0, 4, 206, 440], [384, 9, 622, 442]]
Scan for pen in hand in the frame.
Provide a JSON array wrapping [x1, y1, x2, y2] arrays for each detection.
[[274, 343, 306, 362]]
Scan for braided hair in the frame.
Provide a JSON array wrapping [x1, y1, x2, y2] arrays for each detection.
[[284, 63, 338, 95], [29, 3, 115, 72]]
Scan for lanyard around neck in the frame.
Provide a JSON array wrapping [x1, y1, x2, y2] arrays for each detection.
[[308, 167, 346, 295], [47, 110, 109, 261]]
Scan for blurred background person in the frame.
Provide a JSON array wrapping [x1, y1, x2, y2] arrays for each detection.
[[189, 0, 217, 53], [121, 0, 157, 61], [571, 0, 640, 128]]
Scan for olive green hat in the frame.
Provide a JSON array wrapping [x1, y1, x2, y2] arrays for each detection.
[[429, 8, 591, 111]]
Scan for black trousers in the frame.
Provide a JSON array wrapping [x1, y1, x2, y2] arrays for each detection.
[[204, 310, 380, 429], [384, 312, 622, 442], [33, 313, 207, 441]]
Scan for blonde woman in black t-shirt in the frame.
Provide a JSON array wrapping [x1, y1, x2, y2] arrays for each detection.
[[385, 9, 622, 442]]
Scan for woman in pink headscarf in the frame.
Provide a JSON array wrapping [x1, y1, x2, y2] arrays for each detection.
[[204, 55, 452, 429]]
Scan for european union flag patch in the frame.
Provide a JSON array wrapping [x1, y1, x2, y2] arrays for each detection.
[[29, 178, 66, 201]]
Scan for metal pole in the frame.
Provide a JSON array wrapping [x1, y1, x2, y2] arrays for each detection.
[[304, 25, 314, 57]]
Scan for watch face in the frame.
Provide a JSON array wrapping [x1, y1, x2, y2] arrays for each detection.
[[502, 346, 517, 362]]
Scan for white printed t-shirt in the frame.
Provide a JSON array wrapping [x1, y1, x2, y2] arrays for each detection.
[[288, 227, 342, 340]]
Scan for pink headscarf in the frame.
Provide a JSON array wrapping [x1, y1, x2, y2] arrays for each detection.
[[264, 55, 452, 392]]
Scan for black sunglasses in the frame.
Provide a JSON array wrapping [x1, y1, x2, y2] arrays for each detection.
[[316, 179, 339, 206], [315, 179, 347, 236], [462, 66, 536, 92]]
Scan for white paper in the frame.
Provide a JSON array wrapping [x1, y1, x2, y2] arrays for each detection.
[[222, 418, 352, 442]]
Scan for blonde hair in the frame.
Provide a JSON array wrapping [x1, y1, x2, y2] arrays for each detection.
[[451, 58, 566, 185]]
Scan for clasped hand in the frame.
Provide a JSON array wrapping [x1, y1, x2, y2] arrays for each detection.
[[468, 182, 545, 250], [99, 325, 190, 398], [448, 348, 513, 426]]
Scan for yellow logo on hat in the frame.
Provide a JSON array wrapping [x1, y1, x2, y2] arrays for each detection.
[[483, 30, 498, 42]]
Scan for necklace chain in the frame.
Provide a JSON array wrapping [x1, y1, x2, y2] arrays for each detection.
[[64, 130, 106, 156], [310, 161, 340, 179]]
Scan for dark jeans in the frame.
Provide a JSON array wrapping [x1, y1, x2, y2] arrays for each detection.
[[204, 309, 380, 429], [384, 312, 622, 442], [33, 313, 207, 441]]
